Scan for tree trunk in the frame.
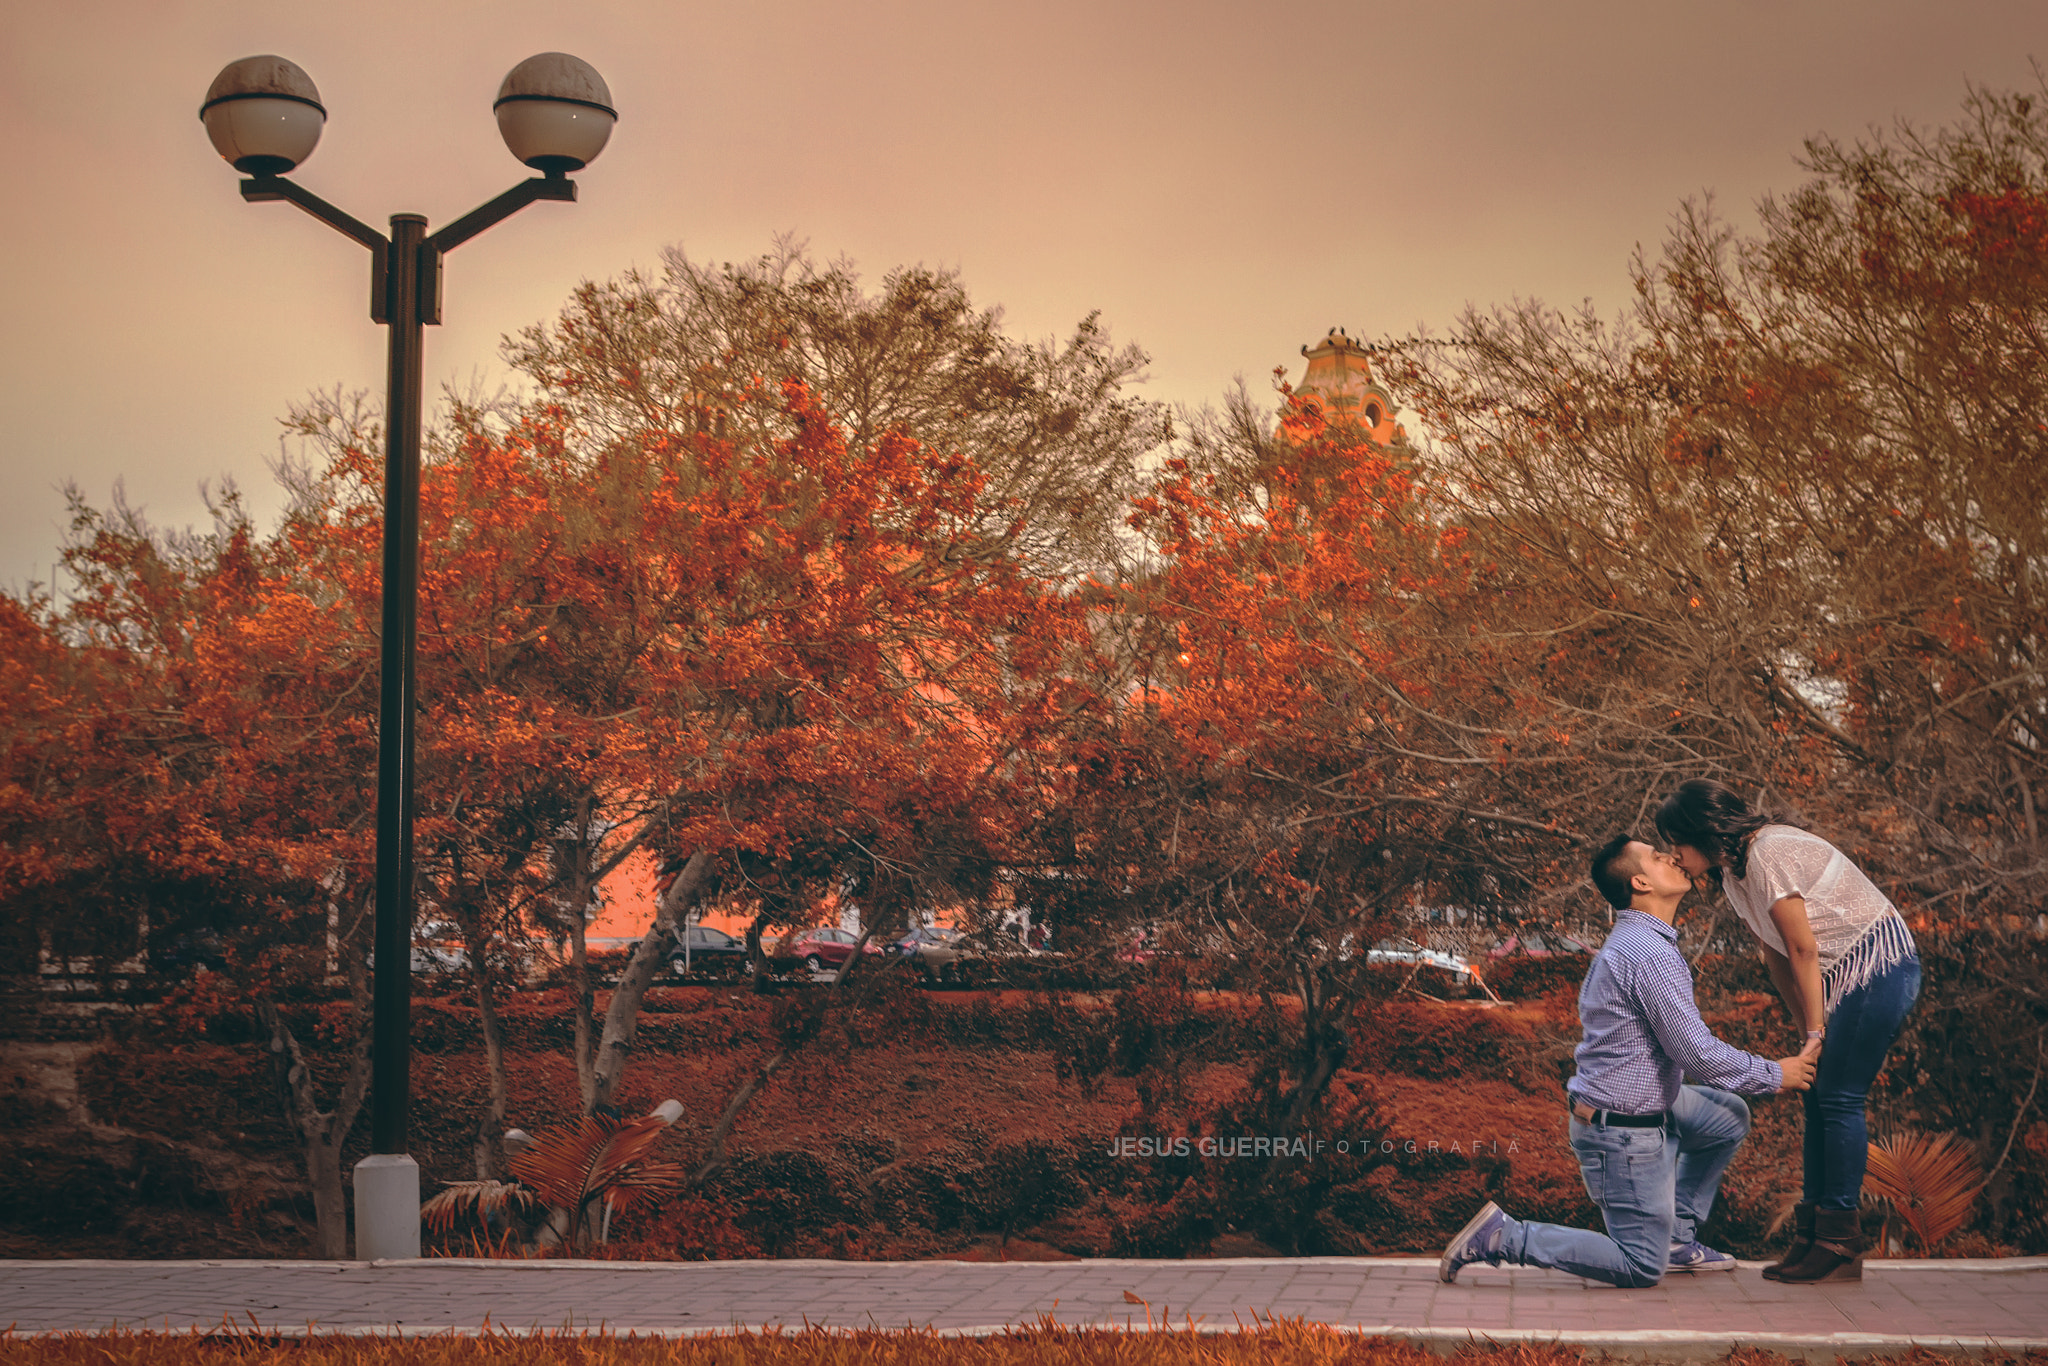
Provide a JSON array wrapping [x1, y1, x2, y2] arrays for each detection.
[[745, 911, 772, 994], [588, 848, 712, 1114], [2013, 753, 2041, 857], [1278, 966, 1345, 1137], [470, 929, 510, 1181], [1260, 965, 1353, 1198], [259, 994, 370, 1259], [689, 1048, 793, 1187], [559, 800, 601, 1112], [304, 1136, 349, 1258], [569, 910, 596, 1109]]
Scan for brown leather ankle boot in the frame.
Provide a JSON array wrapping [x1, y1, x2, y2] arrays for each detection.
[[1761, 1202, 1816, 1282], [1774, 1205, 1865, 1283]]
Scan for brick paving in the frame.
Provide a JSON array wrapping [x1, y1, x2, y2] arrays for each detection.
[[2, 1257, 2044, 1359]]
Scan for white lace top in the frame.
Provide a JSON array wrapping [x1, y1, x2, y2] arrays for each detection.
[[1722, 825, 1916, 1015]]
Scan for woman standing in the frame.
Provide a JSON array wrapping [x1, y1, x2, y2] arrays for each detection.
[[1655, 779, 1920, 1283]]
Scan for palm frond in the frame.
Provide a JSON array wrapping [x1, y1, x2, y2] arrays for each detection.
[[1865, 1130, 1985, 1252], [507, 1112, 686, 1217], [420, 1179, 541, 1234], [1762, 1189, 1802, 1240], [509, 1116, 624, 1210], [592, 1160, 691, 1214], [583, 1114, 680, 1193]]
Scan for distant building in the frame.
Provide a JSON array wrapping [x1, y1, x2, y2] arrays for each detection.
[[1292, 327, 1409, 451], [587, 848, 756, 944]]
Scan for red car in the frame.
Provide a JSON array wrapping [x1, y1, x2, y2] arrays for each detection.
[[787, 927, 860, 972], [1114, 929, 1157, 964]]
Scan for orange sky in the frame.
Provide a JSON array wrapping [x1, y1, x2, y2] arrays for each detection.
[[4, 1, 2044, 593]]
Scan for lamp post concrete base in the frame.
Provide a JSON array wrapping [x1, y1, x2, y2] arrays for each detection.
[[353, 1153, 421, 1260]]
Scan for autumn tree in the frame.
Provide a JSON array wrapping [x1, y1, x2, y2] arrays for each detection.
[[545, 375, 1095, 1119], [504, 239, 1166, 580], [1024, 390, 1584, 1215], [453, 244, 1162, 1116], [1370, 84, 2048, 1249], [268, 266, 1138, 1141], [1388, 80, 2048, 925], [0, 486, 382, 1256]]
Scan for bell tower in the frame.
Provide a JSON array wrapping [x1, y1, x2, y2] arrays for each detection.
[[1294, 327, 1407, 449]]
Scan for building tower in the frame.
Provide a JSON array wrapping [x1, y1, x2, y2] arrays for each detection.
[[1294, 327, 1408, 450]]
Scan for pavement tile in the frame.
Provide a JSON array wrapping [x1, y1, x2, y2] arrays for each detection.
[[0, 1257, 2043, 1349]]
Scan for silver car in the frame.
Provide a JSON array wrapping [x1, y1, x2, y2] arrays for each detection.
[[1359, 937, 1477, 984]]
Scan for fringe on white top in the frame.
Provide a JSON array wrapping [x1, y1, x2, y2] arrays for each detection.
[[1819, 910, 1917, 1016], [1723, 825, 1919, 1016]]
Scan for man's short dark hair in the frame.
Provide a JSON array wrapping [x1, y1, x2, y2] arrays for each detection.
[[1590, 834, 1642, 911]]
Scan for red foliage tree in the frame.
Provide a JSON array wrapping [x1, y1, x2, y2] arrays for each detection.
[[1030, 394, 1589, 1194]]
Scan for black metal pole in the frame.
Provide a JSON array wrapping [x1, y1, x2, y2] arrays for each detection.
[[243, 176, 574, 1162], [369, 212, 428, 1155]]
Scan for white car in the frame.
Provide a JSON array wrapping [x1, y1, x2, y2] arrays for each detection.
[[1359, 938, 1477, 984], [410, 945, 468, 973], [366, 945, 468, 973]]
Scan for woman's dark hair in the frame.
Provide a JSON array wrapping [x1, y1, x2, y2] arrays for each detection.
[[1654, 779, 1775, 884]]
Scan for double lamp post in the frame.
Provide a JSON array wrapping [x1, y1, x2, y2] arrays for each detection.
[[199, 51, 616, 1259]]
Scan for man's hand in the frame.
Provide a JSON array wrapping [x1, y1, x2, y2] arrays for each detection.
[[1776, 1052, 1816, 1093]]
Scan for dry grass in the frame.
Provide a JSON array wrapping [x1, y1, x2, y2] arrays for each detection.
[[2, 1323, 2045, 1366]]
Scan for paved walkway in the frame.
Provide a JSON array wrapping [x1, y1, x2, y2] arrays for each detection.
[[4, 1257, 2046, 1359]]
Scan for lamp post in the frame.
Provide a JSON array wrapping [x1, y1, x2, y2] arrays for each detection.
[[201, 52, 616, 1260]]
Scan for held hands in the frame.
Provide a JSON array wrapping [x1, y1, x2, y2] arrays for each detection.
[[1798, 1033, 1825, 1062], [1776, 1052, 1817, 1094]]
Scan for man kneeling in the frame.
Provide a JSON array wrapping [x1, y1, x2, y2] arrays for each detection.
[[1441, 836, 1815, 1287]]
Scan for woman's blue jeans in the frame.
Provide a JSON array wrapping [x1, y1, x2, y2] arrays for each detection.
[[1806, 952, 1921, 1209]]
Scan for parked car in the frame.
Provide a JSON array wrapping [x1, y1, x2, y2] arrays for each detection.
[[881, 927, 965, 981], [366, 943, 469, 975], [787, 927, 860, 973], [412, 944, 469, 974], [1357, 937, 1479, 985], [667, 924, 748, 975], [1488, 930, 1592, 959]]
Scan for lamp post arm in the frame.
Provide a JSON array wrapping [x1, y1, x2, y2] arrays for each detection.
[[241, 174, 386, 249], [424, 170, 576, 255], [414, 173, 576, 326], [241, 175, 392, 323]]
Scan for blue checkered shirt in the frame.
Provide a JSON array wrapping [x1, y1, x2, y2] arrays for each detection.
[[1567, 909, 1782, 1114]]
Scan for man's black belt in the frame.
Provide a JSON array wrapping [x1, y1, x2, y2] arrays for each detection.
[[1568, 1097, 1670, 1128]]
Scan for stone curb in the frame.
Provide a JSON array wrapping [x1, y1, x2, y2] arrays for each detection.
[[14, 1255, 2047, 1271], [9, 1319, 2048, 1362]]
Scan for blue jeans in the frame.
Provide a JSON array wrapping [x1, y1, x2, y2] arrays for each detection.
[[1806, 952, 1920, 1209], [1498, 1085, 1751, 1287]]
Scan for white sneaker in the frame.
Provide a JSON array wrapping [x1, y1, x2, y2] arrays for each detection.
[[1440, 1201, 1509, 1283], [1668, 1240, 1738, 1272]]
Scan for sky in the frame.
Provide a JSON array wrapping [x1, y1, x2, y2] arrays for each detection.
[[4, 0, 2044, 595]]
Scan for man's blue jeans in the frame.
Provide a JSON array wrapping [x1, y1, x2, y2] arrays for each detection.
[[1496, 1085, 1752, 1287]]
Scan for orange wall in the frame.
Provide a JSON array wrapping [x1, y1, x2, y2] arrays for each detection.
[[585, 848, 755, 941], [585, 848, 959, 943]]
